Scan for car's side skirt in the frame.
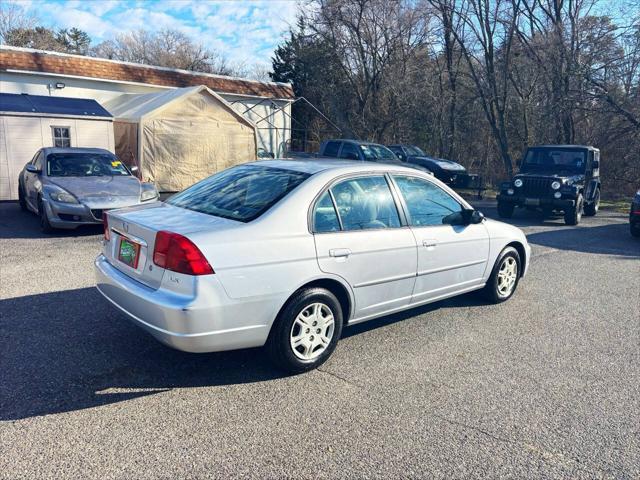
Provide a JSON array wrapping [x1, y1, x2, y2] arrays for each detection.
[[347, 282, 485, 326]]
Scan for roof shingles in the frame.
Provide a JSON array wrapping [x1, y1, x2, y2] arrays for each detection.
[[0, 47, 294, 99]]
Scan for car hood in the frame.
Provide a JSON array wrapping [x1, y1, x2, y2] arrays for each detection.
[[48, 176, 141, 200], [411, 156, 466, 171], [516, 171, 584, 182]]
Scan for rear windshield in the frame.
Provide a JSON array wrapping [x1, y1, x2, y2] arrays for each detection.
[[166, 165, 311, 222], [47, 153, 130, 177]]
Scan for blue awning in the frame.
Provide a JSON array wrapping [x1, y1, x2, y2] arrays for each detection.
[[0, 93, 112, 118]]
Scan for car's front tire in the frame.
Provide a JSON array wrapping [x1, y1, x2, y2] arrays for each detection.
[[497, 201, 514, 219], [584, 188, 600, 216], [483, 246, 521, 303], [266, 287, 343, 373], [38, 198, 54, 233], [564, 193, 584, 225], [18, 185, 28, 212]]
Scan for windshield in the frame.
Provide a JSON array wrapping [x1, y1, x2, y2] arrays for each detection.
[[521, 148, 587, 173], [166, 165, 311, 222], [47, 153, 130, 177], [360, 144, 398, 161], [404, 145, 425, 156]]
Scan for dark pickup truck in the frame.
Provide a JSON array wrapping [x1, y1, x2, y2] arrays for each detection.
[[497, 145, 601, 225], [317, 139, 433, 175]]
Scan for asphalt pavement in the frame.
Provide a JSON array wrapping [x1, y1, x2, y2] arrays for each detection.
[[1, 200, 638, 479]]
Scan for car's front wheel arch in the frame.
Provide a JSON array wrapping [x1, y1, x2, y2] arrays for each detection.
[[506, 241, 527, 278]]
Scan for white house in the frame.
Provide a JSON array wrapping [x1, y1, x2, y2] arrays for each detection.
[[0, 92, 114, 200], [0, 45, 295, 158]]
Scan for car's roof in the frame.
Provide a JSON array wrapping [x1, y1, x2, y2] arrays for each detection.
[[249, 159, 419, 175], [42, 147, 114, 155], [530, 144, 598, 150], [324, 138, 388, 147]]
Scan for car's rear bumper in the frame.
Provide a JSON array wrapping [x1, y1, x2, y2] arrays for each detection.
[[94, 254, 273, 353], [497, 194, 575, 209]]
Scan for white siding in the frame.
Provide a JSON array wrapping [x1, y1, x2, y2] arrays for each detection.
[[0, 115, 113, 200], [1, 71, 292, 157], [2, 116, 42, 200], [0, 117, 11, 199]]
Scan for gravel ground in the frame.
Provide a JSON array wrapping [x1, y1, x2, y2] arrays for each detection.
[[1, 200, 638, 479]]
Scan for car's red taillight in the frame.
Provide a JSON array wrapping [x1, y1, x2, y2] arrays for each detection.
[[103, 213, 110, 241], [153, 231, 214, 275]]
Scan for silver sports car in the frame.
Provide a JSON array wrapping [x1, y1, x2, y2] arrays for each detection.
[[18, 147, 159, 232]]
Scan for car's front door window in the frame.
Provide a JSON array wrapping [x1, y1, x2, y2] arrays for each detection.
[[330, 176, 401, 230], [338, 142, 360, 160], [393, 175, 461, 226]]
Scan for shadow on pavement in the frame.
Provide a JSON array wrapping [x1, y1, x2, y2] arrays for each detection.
[[1, 286, 491, 421], [526, 223, 639, 257], [0, 287, 286, 420], [0, 202, 103, 239]]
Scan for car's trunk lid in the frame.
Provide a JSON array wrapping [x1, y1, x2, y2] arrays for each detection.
[[103, 202, 240, 289]]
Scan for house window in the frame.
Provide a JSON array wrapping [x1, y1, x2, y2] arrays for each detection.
[[52, 127, 71, 148]]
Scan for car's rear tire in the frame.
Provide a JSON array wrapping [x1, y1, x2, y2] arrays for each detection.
[[584, 188, 600, 217], [497, 201, 514, 219], [564, 194, 584, 226], [631, 223, 640, 238], [482, 246, 521, 304], [38, 198, 54, 234], [18, 183, 27, 212], [266, 287, 343, 373]]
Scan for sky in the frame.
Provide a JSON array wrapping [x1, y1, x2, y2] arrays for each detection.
[[10, 0, 301, 68]]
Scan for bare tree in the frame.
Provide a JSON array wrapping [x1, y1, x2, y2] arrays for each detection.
[[450, 0, 521, 176], [0, 2, 36, 44], [91, 29, 237, 75], [305, 0, 432, 140]]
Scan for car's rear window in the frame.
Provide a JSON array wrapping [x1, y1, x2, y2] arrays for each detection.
[[166, 165, 311, 222]]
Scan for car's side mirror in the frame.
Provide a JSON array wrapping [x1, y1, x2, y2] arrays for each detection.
[[470, 210, 485, 224], [446, 209, 484, 225], [25, 164, 40, 174], [592, 160, 599, 169]]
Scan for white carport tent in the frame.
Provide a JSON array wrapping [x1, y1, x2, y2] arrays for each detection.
[[104, 86, 257, 192]]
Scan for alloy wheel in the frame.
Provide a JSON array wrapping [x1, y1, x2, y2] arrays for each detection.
[[497, 256, 518, 297]]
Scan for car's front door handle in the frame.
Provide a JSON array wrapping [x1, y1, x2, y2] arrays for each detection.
[[422, 239, 437, 248], [329, 248, 352, 258]]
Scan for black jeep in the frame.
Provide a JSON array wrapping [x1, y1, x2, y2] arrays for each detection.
[[497, 145, 601, 225]]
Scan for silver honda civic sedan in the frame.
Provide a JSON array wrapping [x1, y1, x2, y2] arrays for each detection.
[[18, 147, 158, 233], [96, 160, 530, 372]]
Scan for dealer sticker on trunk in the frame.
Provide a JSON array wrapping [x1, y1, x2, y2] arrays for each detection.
[[118, 237, 141, 269]]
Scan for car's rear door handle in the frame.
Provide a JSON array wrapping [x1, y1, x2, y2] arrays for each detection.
[[329, 248, 352, 258], [422, 239, 437, 248]]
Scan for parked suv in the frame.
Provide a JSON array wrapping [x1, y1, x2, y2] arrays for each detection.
[[387, 144, 466, 185], [318, 139, 432, 175], [497, 145, 601, 225]]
